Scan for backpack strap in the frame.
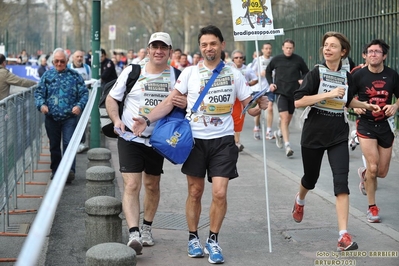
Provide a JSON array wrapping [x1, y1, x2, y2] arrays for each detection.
[[67, 62, 90, 76], [84, 64, 90, 75], [173, 67, 181, 80], [118, 64, 141, 115]]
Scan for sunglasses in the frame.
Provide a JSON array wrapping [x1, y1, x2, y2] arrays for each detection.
[[54, 59, 66, 64]]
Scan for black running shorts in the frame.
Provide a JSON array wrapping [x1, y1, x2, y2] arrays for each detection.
[[276, 94, 295, 114], [356, 119, 394, 149], [117, 137, 164, 175], [182, 135, 239, 183]]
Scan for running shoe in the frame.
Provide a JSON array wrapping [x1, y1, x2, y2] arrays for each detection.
[[358, 167, 367, 195], [66, 170, 75, 184], [77, 143, 89, 154], [253, 129, 260, 140], [292, 193, 304, 223], [337, 233, 358, 251], [274, 131, 283, 149], [367, 206, 381, 223], [236, 143, 244, 152], [187, 237, 204, 258], [265, 131, 275, 140], [204, 238, 224, 264], [285, 145, 294, 157], [141, 224, 155, 246], [127, 231, 143, 255]]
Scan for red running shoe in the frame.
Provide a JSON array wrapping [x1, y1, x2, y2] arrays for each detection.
[[367, 205, 381, 223], [337, 233, 358, 251], [292, 193, 304, 223]]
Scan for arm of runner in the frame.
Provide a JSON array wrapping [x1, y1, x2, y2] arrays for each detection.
[[348, 98, 381, 113], [132, 89, 183, 136], [382, 102, 399, 117], [295, 87, 345, 108], [105, 94, 126, 133]]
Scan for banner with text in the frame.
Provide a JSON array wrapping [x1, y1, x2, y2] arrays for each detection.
[[230, 0, 284, 41], [6, 65, 40, 81]]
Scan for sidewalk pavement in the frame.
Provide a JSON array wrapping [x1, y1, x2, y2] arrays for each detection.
[[1, 119, 399, 265]]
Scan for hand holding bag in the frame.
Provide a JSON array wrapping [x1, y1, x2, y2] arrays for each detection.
[[149, 61, 225, 164]]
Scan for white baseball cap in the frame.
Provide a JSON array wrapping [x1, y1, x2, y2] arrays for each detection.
[[148, 32, 173, 48]]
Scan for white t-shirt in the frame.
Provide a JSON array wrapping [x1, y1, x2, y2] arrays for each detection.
[[67, 63, 92, 81], [175, 61, 252, 139], [237, 64, 258, 84], [132, 57, 144, 64], [251, 56, 272, 92], [109, 63, 177, 146]]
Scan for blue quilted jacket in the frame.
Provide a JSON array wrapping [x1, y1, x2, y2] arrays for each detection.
[[35, 68, 88, 121]]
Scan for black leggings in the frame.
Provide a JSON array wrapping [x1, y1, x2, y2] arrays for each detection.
[[301, 141, 350, 196]]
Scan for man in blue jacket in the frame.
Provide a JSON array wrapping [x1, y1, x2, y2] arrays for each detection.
[[34, 48, 88, 183]]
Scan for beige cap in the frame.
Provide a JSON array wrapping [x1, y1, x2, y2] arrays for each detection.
[[148, 32, 173, 47]]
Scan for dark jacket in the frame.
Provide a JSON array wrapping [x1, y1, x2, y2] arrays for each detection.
[[266, 53, 309, 98], [100, 58, 118, 85], [38, 64, 49, 78]]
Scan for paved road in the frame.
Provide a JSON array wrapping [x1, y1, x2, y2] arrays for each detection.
[[240, 109, 399, 237], [0, 108, 398, 265]]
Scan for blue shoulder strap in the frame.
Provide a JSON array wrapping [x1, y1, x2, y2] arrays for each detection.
[[66, 63, 90, 76], [191, 60, 225, 113], [84, 64, 90, 75]]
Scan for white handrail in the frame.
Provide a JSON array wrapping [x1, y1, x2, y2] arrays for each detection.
[[16, 80, 100, 265]]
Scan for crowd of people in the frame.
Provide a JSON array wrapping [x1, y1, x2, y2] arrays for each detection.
[[102, 26, 395, 263], [130, 30, 397, 262], [2, 25, 398, 264]]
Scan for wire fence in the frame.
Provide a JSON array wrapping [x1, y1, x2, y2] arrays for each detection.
[[271, 0, 399, 129], [273, 0, 399, 71], [0, 87, 42, 232]]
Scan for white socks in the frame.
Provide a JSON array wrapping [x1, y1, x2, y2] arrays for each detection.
[[339, 230, 348, 239], [296, 194, 305, 206]]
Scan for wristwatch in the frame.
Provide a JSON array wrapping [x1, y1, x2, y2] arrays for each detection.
[[141, 115, 151, 126]]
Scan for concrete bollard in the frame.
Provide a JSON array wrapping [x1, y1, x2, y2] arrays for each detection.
[[85, 196, 122, 249], [87, 148, 112, 168], [86, 166, 115, 199], [86, 242, 136, 266]]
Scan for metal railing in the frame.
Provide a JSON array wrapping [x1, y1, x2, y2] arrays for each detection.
[[0, 87, 42, 232], [0, 79, 99, 264], [16, 80, 99, 266]]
